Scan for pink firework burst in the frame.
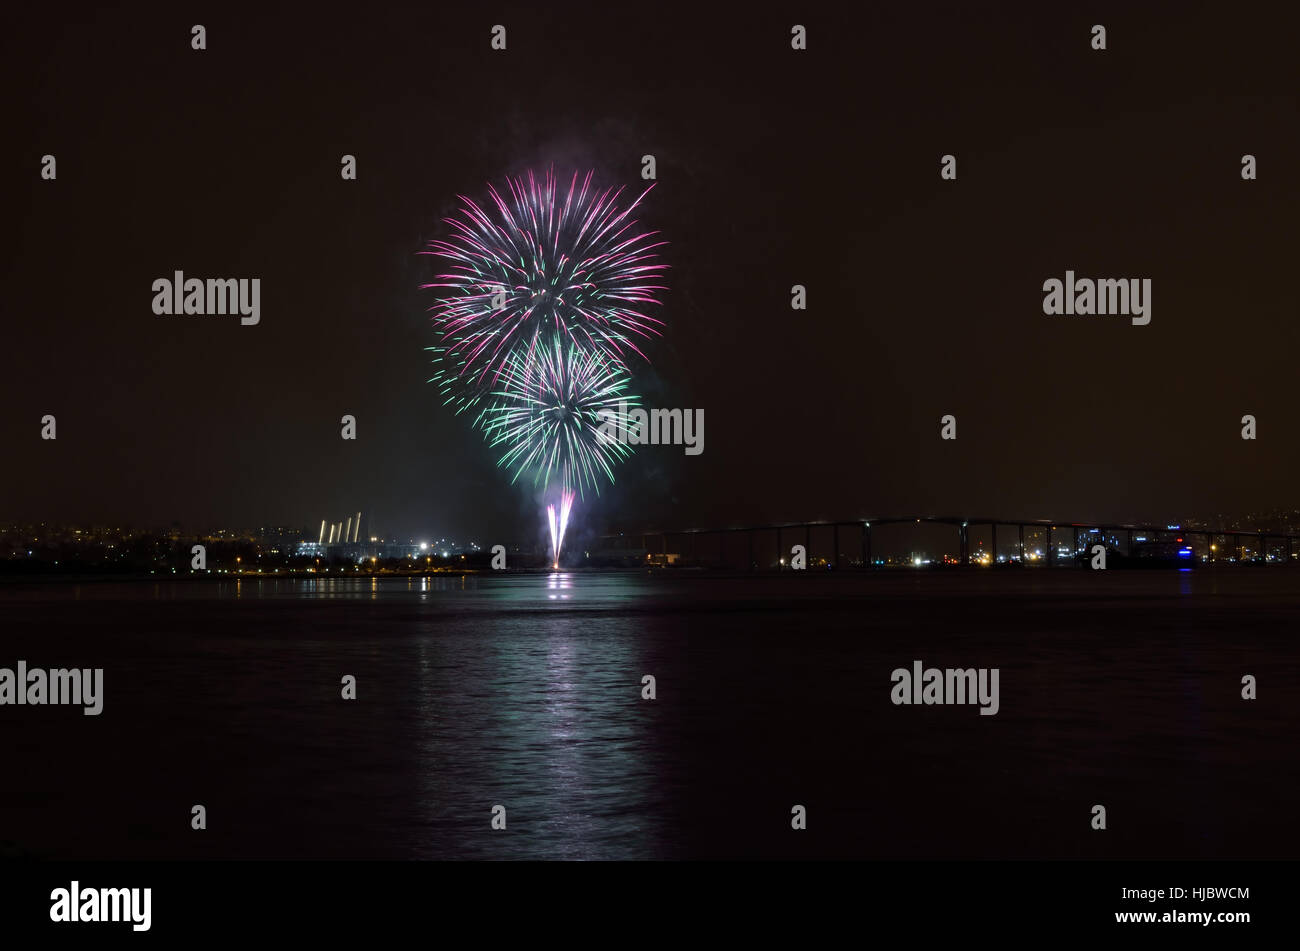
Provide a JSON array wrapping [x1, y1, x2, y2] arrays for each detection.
[[422, 168, 668, 411]]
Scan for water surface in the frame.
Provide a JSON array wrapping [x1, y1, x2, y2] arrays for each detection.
[[1, 570, 1296, 859]]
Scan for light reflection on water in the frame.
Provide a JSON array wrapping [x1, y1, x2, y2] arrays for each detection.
[[1, 570, 1297, 859], [387, 572, 664, 858], [547, 572, 573, 600]]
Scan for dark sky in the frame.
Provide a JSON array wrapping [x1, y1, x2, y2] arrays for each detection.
[[4, 2, 1297, 541]]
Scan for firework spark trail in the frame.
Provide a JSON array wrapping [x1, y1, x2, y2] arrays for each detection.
[[545, 489, 577, 568], [555, 490, 575, 567], [422, 168, 668, 413], [547, 503, 559, 568]]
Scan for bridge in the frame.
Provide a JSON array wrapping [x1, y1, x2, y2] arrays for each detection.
[[598, 516, 1300, 569]]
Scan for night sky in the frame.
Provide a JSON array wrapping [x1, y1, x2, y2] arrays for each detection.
[[5, 2, 1297, 541]]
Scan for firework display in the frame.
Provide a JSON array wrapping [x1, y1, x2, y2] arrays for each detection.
[[423, 169, 667, 565]]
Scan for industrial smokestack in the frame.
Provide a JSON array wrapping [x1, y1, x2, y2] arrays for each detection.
[[344, 518, 352, 545], [318, 520, 326, 545], [328, 524, 336, 544], [353, 512, 361, 543]]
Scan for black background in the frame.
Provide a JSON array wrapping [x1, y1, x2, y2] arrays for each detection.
[[4, 1, 1296, 540]]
